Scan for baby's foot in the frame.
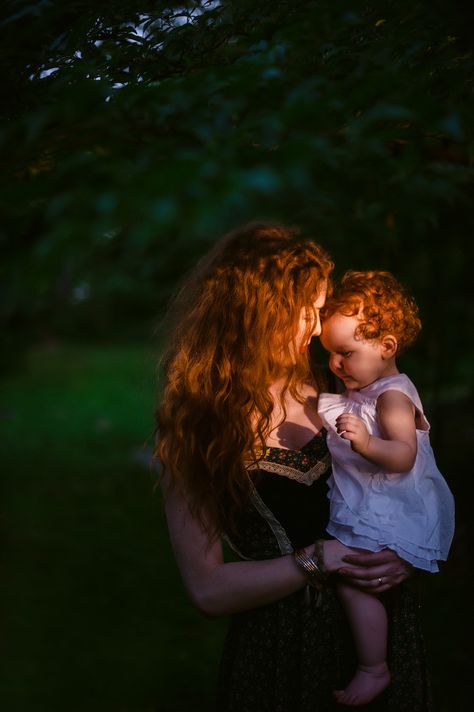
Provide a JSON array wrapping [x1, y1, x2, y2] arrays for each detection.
[[333, 662, 390, 706]]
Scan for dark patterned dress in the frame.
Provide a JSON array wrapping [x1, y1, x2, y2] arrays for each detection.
[[217, 430, 433, 711]]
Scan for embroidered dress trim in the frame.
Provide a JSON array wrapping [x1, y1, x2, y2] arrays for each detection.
[[249, 486, 294, 555], [222, 483, 294, 558], [227, 430, 330, 558], [249, 455, 330, 486], [245, 429, 330, 486]]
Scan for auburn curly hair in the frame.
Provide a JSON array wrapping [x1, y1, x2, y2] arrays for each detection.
[[322, 270, 421, 353], [154, 222, 333, 537]]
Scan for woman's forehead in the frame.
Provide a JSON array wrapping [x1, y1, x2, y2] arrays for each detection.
[[312, 283, 327, 308]]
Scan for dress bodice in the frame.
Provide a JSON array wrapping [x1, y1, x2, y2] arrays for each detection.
[[225, 429, 332, 557]]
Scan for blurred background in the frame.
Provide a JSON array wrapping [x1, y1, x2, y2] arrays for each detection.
[[1, 0, 472, 709]]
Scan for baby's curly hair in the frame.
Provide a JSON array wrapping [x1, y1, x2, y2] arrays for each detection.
[[322, 270, 421, 354]]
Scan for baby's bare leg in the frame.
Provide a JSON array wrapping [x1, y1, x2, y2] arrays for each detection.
[[334, 580, 390, 706]]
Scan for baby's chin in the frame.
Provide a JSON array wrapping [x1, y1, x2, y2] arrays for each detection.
[[339, 376, 362, 388]]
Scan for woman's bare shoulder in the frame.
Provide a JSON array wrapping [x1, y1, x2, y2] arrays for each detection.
[[301, 380, 319, 397]]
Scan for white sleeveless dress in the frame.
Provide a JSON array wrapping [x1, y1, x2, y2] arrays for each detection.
[[318, 374, 455, 572]]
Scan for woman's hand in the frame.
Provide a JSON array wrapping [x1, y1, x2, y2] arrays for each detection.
[[322, 540, 412, 593], [339, 549, 413, 593]]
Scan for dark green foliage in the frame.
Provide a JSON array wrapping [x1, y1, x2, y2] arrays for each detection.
[[1, 5, 471, 709], [1, 0, 473, 403]]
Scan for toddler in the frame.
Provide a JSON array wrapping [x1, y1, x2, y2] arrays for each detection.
[[318, 270, 455, 706]]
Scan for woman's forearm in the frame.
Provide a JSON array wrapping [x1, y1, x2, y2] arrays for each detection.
[[164, 486, 310, 617], [187, 555, 308, 617]]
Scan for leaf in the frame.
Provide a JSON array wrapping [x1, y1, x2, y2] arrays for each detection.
[[439, 113, 465, 142]]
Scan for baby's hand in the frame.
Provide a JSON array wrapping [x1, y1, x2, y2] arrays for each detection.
[[335, 413, 370, 455]]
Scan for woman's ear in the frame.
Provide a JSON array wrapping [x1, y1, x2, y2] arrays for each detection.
[[381, 335, 398, 359]]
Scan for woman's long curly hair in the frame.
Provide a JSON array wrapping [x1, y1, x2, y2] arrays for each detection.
[[322, 270, 421, 353], [155, 222, 333, 538]]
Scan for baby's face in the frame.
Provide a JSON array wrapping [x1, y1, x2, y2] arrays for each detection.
[[320, 313, 393, 390]]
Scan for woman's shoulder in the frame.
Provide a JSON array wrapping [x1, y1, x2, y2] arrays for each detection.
[[300, 380, 319, 398]]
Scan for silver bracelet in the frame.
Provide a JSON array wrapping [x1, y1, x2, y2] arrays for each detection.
[[294, 542, 329, 591]]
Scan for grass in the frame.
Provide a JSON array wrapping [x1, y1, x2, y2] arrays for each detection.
[[1, 343, 226, 711], [1, 342, 469, 710]]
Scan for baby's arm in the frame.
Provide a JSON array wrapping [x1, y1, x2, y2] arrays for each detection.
[[335, 390, 417, 473]]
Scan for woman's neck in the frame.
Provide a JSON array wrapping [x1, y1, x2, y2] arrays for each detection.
[[265, 381, 322, 449]]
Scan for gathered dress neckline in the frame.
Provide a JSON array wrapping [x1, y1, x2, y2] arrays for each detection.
[[247, 428, 330, 487]]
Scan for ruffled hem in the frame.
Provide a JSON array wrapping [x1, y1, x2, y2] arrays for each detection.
[[326, 521, 445, 572]]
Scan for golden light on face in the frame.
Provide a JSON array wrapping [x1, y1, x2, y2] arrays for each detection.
[[296, 284, 327, 354], [320, 312, 398, 390]]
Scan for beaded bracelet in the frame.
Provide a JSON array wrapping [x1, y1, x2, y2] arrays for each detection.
[[294, 540, 329, 591]]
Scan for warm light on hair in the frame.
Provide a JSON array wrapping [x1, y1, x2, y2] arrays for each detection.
[[154, 222, 333, 536], [322, 270, 421, 353]]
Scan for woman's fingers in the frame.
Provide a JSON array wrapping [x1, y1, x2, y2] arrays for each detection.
[[340, 574, 393, 593], [338, 549, 412, 590], [339, 565, 396, 580], [326, 546, 413, 590], [322, 539, 363, 573], [342, 549, 398, 566], [338, 562, 409, 591]]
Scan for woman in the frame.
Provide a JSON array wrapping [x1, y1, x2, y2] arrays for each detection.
[[155, 223, 432, 711]]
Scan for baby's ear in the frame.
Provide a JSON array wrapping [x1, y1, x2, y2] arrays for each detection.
[[381, 335, 398, 359]]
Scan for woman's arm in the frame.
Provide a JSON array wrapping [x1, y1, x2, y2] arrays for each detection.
[[164, 482, 311, 617], [164, 482, 411, 616], [336, 390, 417, 473]]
